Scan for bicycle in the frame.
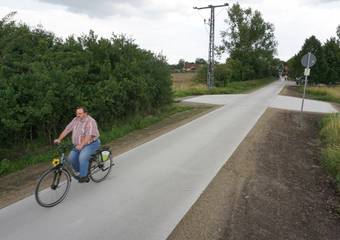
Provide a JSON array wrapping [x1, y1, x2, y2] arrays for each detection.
[[35, 143, 114, 207]]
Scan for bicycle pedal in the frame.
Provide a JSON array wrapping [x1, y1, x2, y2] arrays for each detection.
[[78, 176, 90, 183]]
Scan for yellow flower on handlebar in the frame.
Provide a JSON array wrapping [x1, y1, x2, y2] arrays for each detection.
[[52, 158, 60, 166]]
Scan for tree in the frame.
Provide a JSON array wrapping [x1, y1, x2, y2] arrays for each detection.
[[220, 3, 277, 81], [271, 58, 284, 77], [336, 25, 340, 47], [287, 55, 300, 79], [287, 26, 340, 84], [298, 36, 328, 84], [195, 58, 206, 64], [323, 38, 340, 84], [177, 59, 185, 69]]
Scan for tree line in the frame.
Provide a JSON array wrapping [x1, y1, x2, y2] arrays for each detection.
[[287, 27, 340, 84], [195, 3, 280, 86], [0, 13, 172, 147]]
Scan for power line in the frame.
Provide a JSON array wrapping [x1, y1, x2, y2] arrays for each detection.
[[193, 3, 229, 89], [216, 7, 227, 17]]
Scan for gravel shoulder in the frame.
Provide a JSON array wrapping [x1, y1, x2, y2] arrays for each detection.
[[168, 108, 340, 240], [0, 103, 218, 209]]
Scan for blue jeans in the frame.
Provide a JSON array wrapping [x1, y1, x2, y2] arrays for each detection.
[[68, 139, 100, 177]]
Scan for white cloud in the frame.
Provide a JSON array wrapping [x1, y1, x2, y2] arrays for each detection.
[[37, 0, 192, 19], [40, 0, 107, 17]]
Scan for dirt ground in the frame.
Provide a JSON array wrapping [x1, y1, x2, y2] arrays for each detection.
[[168, 108, 340, 240], [0, 103, 218, 209], [279, 84, 303, 98]]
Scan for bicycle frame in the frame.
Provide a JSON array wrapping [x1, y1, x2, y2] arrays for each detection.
[[53, 144, 80, 179], [56, 146, 111, 178], [59, 152, 79, 177]]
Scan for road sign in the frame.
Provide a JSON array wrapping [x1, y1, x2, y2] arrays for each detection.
[[301, 52, 316, 68], [300, 52, 316, 115]]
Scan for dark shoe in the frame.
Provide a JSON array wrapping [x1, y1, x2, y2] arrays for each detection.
[[78, 176, 90, 183], [73, 175, 81, 181]]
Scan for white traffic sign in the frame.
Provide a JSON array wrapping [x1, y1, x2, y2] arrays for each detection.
[[301, 52, 316, 68], [300, 52, 317, 114], [304, 68, 310, 76]]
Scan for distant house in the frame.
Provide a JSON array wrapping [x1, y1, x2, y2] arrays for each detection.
[[183, 62, 197, 72]]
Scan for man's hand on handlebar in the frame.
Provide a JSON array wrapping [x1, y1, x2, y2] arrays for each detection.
[[76, 144, 84, 150]]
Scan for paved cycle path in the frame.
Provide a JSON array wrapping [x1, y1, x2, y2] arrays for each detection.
[[1, 80, 333, 240]]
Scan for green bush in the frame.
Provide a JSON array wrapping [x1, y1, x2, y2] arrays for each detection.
[[0, 14, 172, 151], [0, 159, 10, 176], [320, 113, 340, 189], [321, 147, 340, 182]]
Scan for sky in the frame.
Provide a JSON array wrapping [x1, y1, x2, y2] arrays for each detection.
[[0, 0, 339, 64]]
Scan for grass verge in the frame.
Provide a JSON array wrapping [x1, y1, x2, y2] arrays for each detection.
[[0, 104, 194, 177], [320, 113, 340, 193], [299, 85, 340, 104], [173, 78, 275, 98]]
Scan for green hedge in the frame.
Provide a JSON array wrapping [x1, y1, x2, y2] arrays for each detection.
[[0, 14, 172, 149]]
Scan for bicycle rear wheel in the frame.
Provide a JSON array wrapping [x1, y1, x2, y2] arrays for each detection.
[[89, 153, 113, 183], [35, 167, 71, 207]]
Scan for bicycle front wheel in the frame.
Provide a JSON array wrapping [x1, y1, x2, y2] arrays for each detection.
[[35, 167, 71, 207]]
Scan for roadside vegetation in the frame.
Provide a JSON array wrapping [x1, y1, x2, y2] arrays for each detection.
[[0, 12, 172, 149], [173, 76, 274, 98], [214, 3, 280, 83], [320, 114, 340, 196], [287, 25, 340, 85], [304, 85, 340, 104], [0, 104, 194, 176], [0, 12, 173, 174]]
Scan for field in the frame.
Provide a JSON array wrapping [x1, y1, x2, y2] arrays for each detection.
[[171, 72, 205, 90], [171, 72, 275, 98]]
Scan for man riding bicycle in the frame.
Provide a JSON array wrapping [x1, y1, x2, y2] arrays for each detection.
[[54, 106, 100, 183]]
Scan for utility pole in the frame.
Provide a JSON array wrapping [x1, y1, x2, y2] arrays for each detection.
[[194, 3, 229, 88]]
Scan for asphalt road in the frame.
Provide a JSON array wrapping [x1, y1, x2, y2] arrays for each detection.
[[0, 80, 336, 240]]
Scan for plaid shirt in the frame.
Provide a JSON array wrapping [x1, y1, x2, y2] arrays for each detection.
[[64, 115, 100, 145]]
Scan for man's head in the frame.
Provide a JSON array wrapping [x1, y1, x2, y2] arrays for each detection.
[[76, 106, 88, 120]]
